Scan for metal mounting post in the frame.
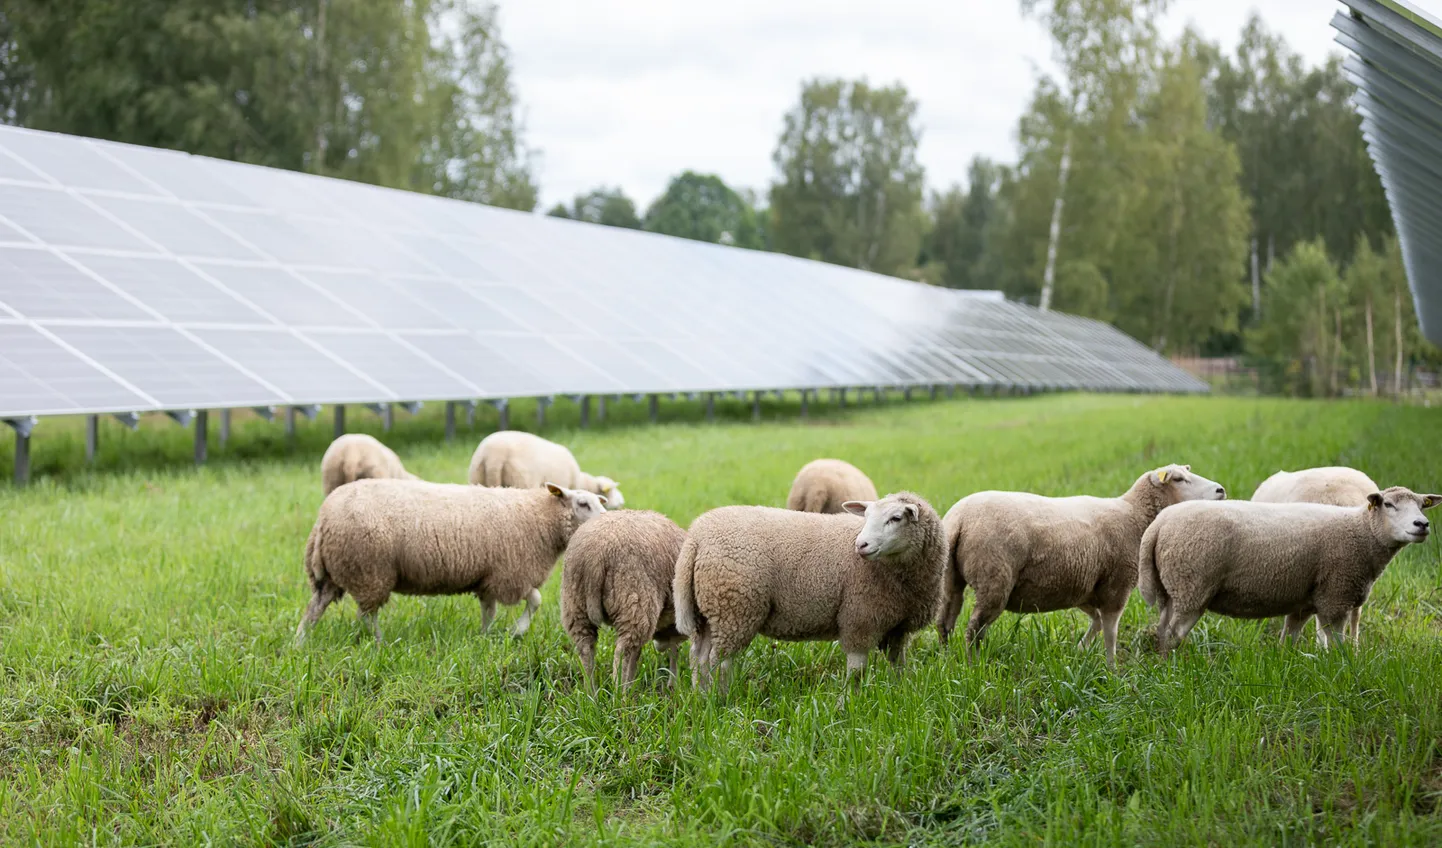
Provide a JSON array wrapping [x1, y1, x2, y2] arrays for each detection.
[[705, 392, 716, 422], [752, 391, 761, 422], [86, 415, 99, 464], [194, 410, 208, 466], [112, 412, 140, 430], [491, 399, 509, 431], [165, 410, 193, 428], [251, 406, 276, 421], [648, 393, 659, 423], [839, 388, 847, 408], [579, 395, 590, 429], [220, 409, 232, 447], [800, 390, 809, 420], [537, 396, 551, 428], [6, 417, 36, 486], [596, 395, 606, 423], [445, 401, 457, 441], [333, 404, 346, 439]]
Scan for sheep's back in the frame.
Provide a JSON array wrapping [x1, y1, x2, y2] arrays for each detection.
[[1252, 467, 1379, 507]]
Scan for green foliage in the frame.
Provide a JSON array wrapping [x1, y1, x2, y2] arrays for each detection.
[[643, 171, 763, 248], [1247, 239, 1342, 396], [547, 186, 642, 229], [4, 394, 1442, 843], [0, 0, 537, 209], [769, 78, 926, 277], [922, 157, 1006, 289]]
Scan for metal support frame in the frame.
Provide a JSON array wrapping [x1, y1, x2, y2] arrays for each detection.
[[537, 396, 551, 428], [194, 409, 208, 466], [800, 389, 809, 420], [648, 393, 659, 423], [334, 404, 346, 439], [579, 395, 591, 429], [113, 412, 139, 430], [445, 401, 457, 441], [251, 406, 276, 421], [6, 416, 36, 486], [705, 392, 716, 422], [904, 387, 913, 402], [752, 391, 762, 422], [839, 388, 848, 408], [490, 399, 510, 431], [165, 410, 193, 428], [597, 395, 606, 423], [86, 415, 99, 464], [929, 385, 938, 401], [285, 406, 298, 438], [219, 409, 232, 447]]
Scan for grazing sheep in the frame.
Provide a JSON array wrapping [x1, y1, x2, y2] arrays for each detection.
[[295, 480, 606, 644], [673, 492, 945, 693], [936, 464, 1226, 666], [561, 510, 687, 692], [786, 458, 879, 514], [468, 431, 625, 507], [1139, 487, 1439, 653], [1251, 465, 1382, 643], [320, 433, 417, 496]]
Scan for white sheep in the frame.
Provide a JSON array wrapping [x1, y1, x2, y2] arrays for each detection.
[[1251, 465, 1382, 642], [320, 433, 418, 496], [468, 431, 624, 507], [786, 458, 879, 513], [936, 464, 1226, 666], [560, 510, 687, 692], [294, 479, 606, 644], [673, 492, 946, 693], [1139, 487, 1440, 653]]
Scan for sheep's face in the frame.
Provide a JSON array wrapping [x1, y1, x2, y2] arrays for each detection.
[[1150, 464, 1226, 503], [593, 476, 625, 509], [1367, 487, 1441, 545], [545, 482, 607, 526], [845, 497, 921, 561]]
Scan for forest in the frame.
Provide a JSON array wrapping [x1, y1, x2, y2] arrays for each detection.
[[1, 0, 1432, 395]]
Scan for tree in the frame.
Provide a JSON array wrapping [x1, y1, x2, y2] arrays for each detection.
[[0, 0, 538, 209], [1248, 239, 1342, 396], [643, 171, 762, 248], [769, 78, 925, 277], [923, 156, 1004, 289], [547, 187, 642, 229]]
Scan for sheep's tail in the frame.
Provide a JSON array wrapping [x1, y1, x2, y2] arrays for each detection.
[[673, 537, 701, 636], [583, 559, 607, 627], [303, 520, 328, 590], [802, 486, 829, 513], [1137, 519, 1165, 610], [481, 457, 504, 488]]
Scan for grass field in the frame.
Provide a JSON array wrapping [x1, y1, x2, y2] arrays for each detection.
[[2, 392, 1441, 846]]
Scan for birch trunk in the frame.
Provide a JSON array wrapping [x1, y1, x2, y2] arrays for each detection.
[[1038, 133, 1072, 313]]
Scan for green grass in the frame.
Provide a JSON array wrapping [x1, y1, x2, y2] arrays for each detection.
[[2, 393, 1441, 846]]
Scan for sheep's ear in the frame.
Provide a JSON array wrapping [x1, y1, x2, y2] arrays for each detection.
[[903, 503, 919, 522], [841, 501, 870, 516], [1155, 469, 1170, 485], [545, 482, 566, 497], [1367, 492, 1384, 510], [1183, 464, 1191, 471], [596, 494, 609, 506], [1421, 494, 1442, 509]]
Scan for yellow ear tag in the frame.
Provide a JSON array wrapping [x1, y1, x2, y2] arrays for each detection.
[[1158, 471, 1169, 484]]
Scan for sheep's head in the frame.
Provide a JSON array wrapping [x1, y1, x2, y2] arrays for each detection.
[[592, 476, 625, 509], [1366, 487, 1440, 546], [545, 482, 607, 527], [846, 494, 926, 561], [1148, 464, 1226, 504]]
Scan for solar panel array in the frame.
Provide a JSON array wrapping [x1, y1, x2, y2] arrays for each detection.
[[0, 124, 1205, 421], [1335, 0, 1442, 347]]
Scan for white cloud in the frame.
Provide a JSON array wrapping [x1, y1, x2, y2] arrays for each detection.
[[500, 1, 1361, 210]]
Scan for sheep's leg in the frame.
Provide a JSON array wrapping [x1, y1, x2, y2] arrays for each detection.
[[689, 627, 712, 689], [1316, 613, 1348, 649], [1078, 604, 1102, 648], [1348, 607, 1362, 645], [1159, 609, 1203, 656], [883, 638, 907, 670], [615, 637, 643, 691], [1099, 607, 1124, 669], [479, 597, 497, 632], [572, 628, 598, 694], [358, 608, 382, 644], [511, 588, 542, 638], [1154, 601, 1173, 650], [936, 570, 966, 646], [845, 651, 868, 683], [294, 581, 343, 645], [654, 632, 685, 688], [1281, 612, 1310, 644], [963, 603, 1003, 660]]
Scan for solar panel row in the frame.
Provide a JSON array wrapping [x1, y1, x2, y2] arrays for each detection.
[[0, 124, 1205, 423]]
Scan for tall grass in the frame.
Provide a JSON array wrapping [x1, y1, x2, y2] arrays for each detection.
[[2, 393, 1439, 845]]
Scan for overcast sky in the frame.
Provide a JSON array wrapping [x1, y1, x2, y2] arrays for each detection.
[[500, 1, 1416, 211]]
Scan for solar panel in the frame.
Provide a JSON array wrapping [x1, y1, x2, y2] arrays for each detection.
[[0, 123, 1205, 425]]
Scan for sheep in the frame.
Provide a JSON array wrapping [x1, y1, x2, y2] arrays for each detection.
[[294, 479, 606, 644], [673, 492, 945, 693], [936, 464, 1226, 667], [1139, 487, 1439, 653], [1251, 466, 1382, 642], [320, 433, 418, 496], [786, 458, 879, 514], [468, 431, 625, 507], [560, 510, 687, 692]]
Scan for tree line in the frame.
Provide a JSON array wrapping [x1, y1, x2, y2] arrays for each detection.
[[1, 1, 1432, 394]]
